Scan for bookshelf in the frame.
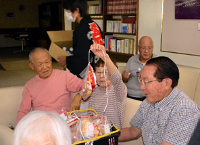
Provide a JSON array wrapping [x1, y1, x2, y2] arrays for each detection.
[[87, 0, 139, 62]]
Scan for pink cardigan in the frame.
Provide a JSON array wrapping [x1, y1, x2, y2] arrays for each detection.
[[16, 69, 83, 125]]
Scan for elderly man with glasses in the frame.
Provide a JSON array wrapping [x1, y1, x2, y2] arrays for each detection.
[[119, 56, 200, 145], [122, 36, 157, 101]]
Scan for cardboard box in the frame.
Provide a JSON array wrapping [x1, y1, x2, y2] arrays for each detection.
[[47, 30, 73, 61]]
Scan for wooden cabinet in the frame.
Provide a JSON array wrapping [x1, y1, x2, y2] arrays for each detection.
[[38, 1, 63, 48], [39, 1, 62, 29], [87, 0, 139, 62]]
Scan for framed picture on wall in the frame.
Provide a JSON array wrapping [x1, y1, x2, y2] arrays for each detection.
[[162, 0, 200, 56], [6, 11, 14, 19], [175, 0, 200, 19]]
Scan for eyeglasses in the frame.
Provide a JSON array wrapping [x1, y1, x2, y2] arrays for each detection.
[[95, 70, 108, 76], [139, 46, 153, 51], [138, 78, 157, 86]]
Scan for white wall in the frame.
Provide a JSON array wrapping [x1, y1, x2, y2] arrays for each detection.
[[138, 0, 200, 69], [64, 10, 72, 30], [162, 1, 200, 56]]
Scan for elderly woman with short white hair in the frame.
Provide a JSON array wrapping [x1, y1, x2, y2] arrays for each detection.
[[13, 110, 71, 145]]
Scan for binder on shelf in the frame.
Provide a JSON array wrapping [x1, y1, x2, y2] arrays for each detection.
[[124, 39, 130, 54], [120, 39, 125, 53], [127, 23, 132, 33], [133, 21, 136, 34], [129, 39, 134, 54], [133, 37, 137, 55], [107, 0, 112, 14], [122, 16, 136, 34], [129, 38, 137, 55], [107, 37, 115, 51], [110, 38, 116, 52], [115, 0, 120, 14], [113, 22, 120, 33], [121, 23, 128, 33], [121, 0, 125, 14], [106, 20, 112, 32], [131, 0, 137, 13], [116, 39, 122, 52], [105, 35, 113, 50], [106, 0, 137, 14]]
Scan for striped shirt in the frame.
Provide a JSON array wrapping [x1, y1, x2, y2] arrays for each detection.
[[89, 69, 127, 129], [130, 87, 200, 145]]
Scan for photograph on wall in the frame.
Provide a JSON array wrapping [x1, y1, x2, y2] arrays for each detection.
[[162, 0, 200, 56], [6, 11, 14, 19], [175, 0, 200, 19]]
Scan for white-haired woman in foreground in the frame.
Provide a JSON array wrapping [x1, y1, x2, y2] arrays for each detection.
[[13, 110, 71, 145]]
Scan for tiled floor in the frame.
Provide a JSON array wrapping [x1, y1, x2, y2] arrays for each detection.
[[0, 46, 31, 62]]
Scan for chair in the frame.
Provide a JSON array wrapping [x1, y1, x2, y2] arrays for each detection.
[[8, 32, 29, 53], [0, 86, 24, 145], [13, 33, 29, 53], [121, 98, 144, 145]]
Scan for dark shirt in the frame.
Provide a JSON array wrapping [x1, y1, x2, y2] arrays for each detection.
[[188, 119, 200, 145], [66, 15, 103, 78]]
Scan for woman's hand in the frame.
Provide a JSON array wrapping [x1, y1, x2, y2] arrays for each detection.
[[90, 44, 107, 59]]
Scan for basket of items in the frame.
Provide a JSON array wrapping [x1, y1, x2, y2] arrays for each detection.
[[59, 108, 120, 145]]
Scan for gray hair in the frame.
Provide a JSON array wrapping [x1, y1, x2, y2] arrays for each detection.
[[13, 110, 72, 145], [29, 47, 51, 63]]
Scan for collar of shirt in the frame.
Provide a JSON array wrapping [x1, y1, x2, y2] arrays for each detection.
[[151, 87, 178, 111]]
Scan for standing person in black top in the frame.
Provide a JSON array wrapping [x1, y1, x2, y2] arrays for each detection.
[[58, 0, 103, 78], [188, 119, 200, 145]]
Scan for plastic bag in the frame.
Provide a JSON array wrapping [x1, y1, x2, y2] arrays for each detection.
[[80, 63, 96, 101], [62, 109, 112, 143], [78, 115, 112, 140], [59, 107, 70, 120], [81, 118, 104, 139]]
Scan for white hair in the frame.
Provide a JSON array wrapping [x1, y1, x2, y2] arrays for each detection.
[[13, 110, 71, 145], [29, 47, 51, 63]]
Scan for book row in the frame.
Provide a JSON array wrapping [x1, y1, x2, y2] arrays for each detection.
[[105, 35, 136, 55], [107, 0, 137, 14], [88, 5, 102, 14], [106, 20, 136, 34]]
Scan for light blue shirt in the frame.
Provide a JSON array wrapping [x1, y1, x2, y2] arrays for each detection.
[[124, 54, 157, 98], [130, 88, 200, 145]]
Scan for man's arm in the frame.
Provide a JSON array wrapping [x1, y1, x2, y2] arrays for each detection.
[[58, 56, 66, 67], [162, 141, 173, 145], [122, 71, 130, 83], [118, 126, 142, 142], [15, 87, 32, 126], [70, 93, 82, 110]]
